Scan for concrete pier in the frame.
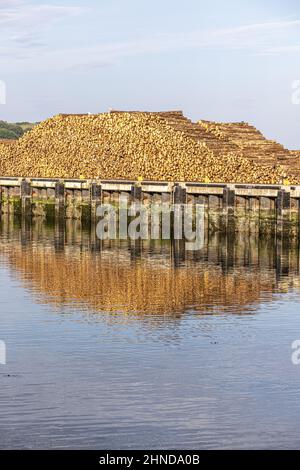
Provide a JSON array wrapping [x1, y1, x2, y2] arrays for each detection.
[[0, 177, 300, 236]]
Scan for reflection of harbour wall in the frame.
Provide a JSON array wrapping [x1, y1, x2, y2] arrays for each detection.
[[0, 177, 299, 236], [0, 218, 299, 317]]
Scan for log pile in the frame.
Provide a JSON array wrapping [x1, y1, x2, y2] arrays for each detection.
[[0, 140, 16, 172], [0, 139, 16, 148], [0, 111, 293, 184], [197, 120, 288, 166], [286, 151, 300, 178]]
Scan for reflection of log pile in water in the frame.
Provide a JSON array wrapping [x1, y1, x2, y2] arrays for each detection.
[[1, 232, 299, 317]]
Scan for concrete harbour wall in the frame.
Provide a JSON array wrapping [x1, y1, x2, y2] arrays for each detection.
[[0, 177, 299, 237]]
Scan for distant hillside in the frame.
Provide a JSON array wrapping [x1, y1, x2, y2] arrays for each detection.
[[0, 121, 37, 140]]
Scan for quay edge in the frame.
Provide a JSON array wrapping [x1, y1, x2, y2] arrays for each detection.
[[0, 177, 299, 236]]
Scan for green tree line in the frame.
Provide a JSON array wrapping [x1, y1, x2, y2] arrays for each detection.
[[0, 121, 36, 140]]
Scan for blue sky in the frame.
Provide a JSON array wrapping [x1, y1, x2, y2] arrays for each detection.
[[1, 0, 300, 147]]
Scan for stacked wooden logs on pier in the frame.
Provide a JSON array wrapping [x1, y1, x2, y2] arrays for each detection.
[[285, 151, 300, 179], [0, 139, 16, 159], [197, 119, 297, 175], [0, 141, 14, 174], [0, 139, 16, 146], [0, 110, 292, 184]]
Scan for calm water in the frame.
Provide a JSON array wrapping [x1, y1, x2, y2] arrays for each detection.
[[0, 217, 300, 449]]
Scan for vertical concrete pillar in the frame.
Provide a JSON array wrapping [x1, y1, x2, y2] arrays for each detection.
[[171, 186, 186, 243], [90, 182, 102, 221], [20, 180, 32, 244], [223, 187, 235, 233], [223, 187, 235, 215], [173, 185, 187, 204], [131, 184, 142, 202], [247, 197, 260, 235], [276, 189, 291, 237], [55, 181, 65, 220], [21, 179, 32, 218], [276, 190, 291, 220]]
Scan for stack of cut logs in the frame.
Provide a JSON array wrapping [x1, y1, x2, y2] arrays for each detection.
[[197, 120, 287, 166], [0, 111, 296, 183], [197, 119, 300, 179], [0, 139, 16, 149], [287, 151, 300, 178]]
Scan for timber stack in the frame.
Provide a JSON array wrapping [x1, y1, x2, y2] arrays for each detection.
[[0, 110, 299, 184], [197, 119, 300, 179]]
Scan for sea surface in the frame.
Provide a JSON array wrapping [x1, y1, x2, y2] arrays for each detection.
[[0, 217, 300, 449]]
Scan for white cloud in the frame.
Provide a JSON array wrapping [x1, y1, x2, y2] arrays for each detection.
[[1, 10, 300, 70], [179, 19, 300, 51], [0, 0, 85, 47], [0, 0, 24, 9], [0, 0, 83, 27], [261, 44, 300, 54], [31, 18, 300, 70], [0, 0, 86, 61]]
